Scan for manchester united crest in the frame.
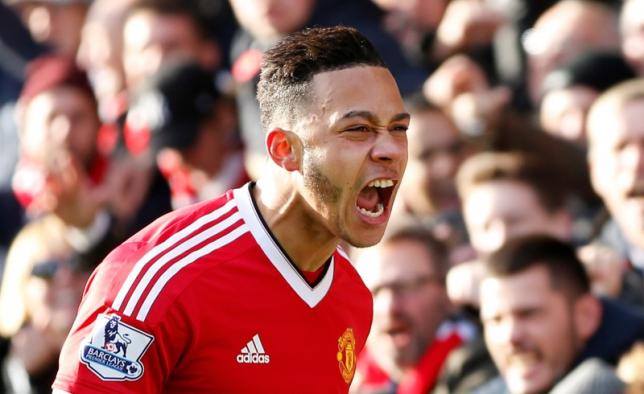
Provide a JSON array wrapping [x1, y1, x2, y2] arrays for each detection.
[[336, 328, 356, 384]]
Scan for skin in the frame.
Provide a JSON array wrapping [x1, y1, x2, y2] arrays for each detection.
[[621, 0, 644, 76], [357, 239, 449, 380], [480, 266, 599, 394], [399, 108, 466, 215], [463, 180, 571, 255], [20, 87, 99, 169], [229, 0, 314, 44], [539, 86, 598, 145], [589, 99, 644, 250], [254, 66, 409, 271], [526, 1, 620, 103], [122, 10, 219, 89]]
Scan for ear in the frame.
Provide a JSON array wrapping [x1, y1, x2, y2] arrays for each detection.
[[573, 294, 602, 342], [266, 128, 299, 171]]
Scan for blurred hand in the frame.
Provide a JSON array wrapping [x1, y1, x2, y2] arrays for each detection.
[[435, 0, 506, 55], [577, 242, 626, 298], [446, 259, 485, 307]]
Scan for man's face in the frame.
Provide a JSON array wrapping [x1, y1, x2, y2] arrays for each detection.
[[400, 109, 466, 215], [590, 99, 644, 248], [123, 10, 215, 89], [21, 86, 99, 167], [294, 66, 408, 247], [463, 180, 570, 255], [525, 3, 619, 103], [358, 239, 449, 370], [480, 266, 583, 394]]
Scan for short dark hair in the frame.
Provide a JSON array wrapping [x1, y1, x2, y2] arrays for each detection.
[[257, 26, 386, 130], [457, 151, 567, 214], [484, 235, 591, 298], [381, 218, 450, 284]]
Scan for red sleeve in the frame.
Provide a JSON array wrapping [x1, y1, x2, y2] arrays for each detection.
[[53, 253, 191, 393]]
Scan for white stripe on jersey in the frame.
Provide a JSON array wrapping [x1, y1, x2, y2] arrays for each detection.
[[136, 224, 248, 321], [123, 211, 243, 316], [112, 199, 237, 311]]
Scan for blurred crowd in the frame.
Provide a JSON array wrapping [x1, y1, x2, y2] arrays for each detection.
[[0, 0, 643, 393]]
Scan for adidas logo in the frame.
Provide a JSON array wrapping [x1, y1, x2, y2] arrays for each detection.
[[236, 334, 270, 364]]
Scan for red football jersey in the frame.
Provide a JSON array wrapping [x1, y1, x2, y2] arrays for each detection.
[[53, 183, 373, 393]]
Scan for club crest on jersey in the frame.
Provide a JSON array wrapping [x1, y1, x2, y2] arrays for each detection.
[[80, 314, 154, 381], [336, 328, 357, 384]]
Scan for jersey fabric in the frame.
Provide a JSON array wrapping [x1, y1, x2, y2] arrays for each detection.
[[53, 182, 373, 393]]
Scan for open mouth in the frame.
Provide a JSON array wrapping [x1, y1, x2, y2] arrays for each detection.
[[356, 179, 395, 218]]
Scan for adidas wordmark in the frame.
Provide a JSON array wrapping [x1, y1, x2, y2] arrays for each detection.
[[236, 334, 270, 364]]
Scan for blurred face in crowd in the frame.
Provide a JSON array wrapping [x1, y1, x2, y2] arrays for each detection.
[[589, 98, 644, 249], [399, 108, 467, 215], [77, 0, 136, 119], [370, 0, 447, 30], [229, 0, 314, 44], [539, 86, 598, 145], [524, 1, 620, 103], [14, 1, 88, 56], [480, 266, 594, 394], [20, 86, 99, 168], [357, 239, 449, 374], [621, 0, 644, 76], [123, 9, 219, 89], [463, 180, 570, 255], [27, 257, 91, 346]]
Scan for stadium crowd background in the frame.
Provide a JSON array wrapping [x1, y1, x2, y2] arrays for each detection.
[[0, 0, 643, 392]]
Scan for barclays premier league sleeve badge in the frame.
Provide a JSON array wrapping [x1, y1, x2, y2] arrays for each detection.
[[80, 314, 154, 381]]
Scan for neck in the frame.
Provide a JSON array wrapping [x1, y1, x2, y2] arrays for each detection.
[[253, 172, 338, 272]]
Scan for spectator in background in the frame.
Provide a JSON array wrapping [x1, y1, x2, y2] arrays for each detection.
[[228, 0, 425, 178], [6, 0, 89, 58], [76, 0, 138, 123], [457, 152, 571, 257], [0, 215, 104, 393], [478, 236, 643, 394], [621, 0, 644, 76], [523, 0, 621, 105], [122, 0, 221, 91], [394, 94, 474, 264], [539, 50, 636, 147], [11, 55, 171, 247], [126, 61, 248, 209], [352, 221, 472, 394], [588, 78, 644, 307]]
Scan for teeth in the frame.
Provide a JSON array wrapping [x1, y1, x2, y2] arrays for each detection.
[[368, 179, 394, 188], [358, 203, 384, 217]]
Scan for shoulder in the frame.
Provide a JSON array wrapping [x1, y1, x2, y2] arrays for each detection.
[[87, 190, 249, 322]]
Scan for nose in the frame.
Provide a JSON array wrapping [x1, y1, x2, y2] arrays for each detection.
[[620, 142, 644, 189], [370, 130, 407, 165]]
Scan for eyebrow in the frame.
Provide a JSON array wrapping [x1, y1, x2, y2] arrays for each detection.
[[340, 110, 411, 124]]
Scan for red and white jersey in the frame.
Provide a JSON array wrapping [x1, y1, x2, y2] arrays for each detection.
[[53, 183, 373, 393]]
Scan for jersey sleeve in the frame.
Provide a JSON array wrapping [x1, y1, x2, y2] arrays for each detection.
[[53, 246, 191, 393]]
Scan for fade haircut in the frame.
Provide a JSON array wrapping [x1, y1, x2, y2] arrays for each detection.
[[484, 235, 591, 298], [257, 26, 386, 130], [380, 218, 449, 284], [456, 151, 567, 214]]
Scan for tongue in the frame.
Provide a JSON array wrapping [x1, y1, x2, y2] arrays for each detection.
[[357, 186, 379, 211]]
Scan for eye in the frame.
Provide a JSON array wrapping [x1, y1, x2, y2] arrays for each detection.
[[345, 125, 371, 132], [390, 124, 408, 132]]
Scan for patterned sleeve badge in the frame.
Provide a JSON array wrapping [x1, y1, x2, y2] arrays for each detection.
[[80, 314, 154, 381]]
